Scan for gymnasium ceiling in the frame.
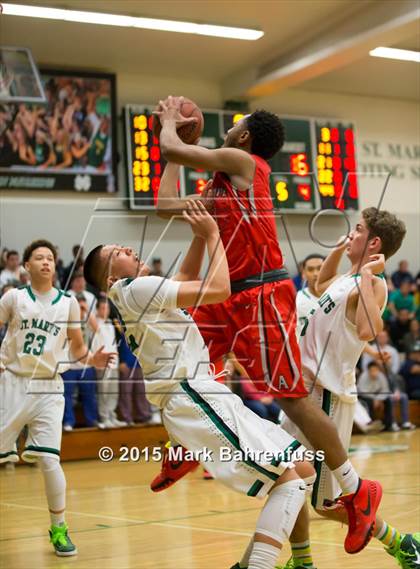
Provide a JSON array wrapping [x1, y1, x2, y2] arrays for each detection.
[[1, 0, 419, 102]]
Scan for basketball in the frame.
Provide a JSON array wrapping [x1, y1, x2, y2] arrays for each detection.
[[153, 96, 204, 144]]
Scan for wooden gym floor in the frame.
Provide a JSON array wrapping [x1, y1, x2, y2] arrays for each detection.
[[1, 430, 419, 569]]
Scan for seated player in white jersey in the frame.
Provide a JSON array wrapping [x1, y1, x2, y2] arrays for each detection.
[[0, 240, 115, 557], [83, 196, 318, 569], [279, 209, 420, 569]]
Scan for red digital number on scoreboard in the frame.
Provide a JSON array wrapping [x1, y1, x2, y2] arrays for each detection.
[[316, 124, 358, 209]]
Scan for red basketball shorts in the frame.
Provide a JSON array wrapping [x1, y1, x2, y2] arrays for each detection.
[[190, 279, 308, 398]]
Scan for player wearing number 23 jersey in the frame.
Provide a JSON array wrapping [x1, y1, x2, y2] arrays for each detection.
[[0, 240, 114, 557]]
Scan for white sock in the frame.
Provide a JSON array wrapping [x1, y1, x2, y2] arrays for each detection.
[[332, 459, 359, 495], [39, 457, 66, 526], [248, 542, 280, 569], [303, 473, 317, 497]]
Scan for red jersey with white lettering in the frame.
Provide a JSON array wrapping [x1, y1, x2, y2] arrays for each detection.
[[212, 155, 283, 281]]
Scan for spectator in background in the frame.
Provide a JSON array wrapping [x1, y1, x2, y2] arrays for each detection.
[[62, 245, 84, 288], [400, 342, 420, 400], [0, 248, 8, 271], [53, 128, 72, 169], [353, 400, 384, 434], [384, 274, 395, 294], [117, 331, 152, 425], [150, 257, 163, 277], [68, 269, 96, 315], [0, 250, 27, 287], [362, 330, 400, 376], [388, 280, 415, 319], [240, 376, 281, 423], [391, 260, 414, 289], [33, 128, 55, 168], [1, 282, 19, 297], [390, 309, 412, 352], [62, 294, 100, 430], [402, 319, 420, 354], [0, 282, 19, 346], [54, 245, 66, 286], [92, 298, 126, 428], [358, 362, 414, 431]]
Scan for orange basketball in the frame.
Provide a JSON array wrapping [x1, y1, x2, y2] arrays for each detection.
[[153, 97, 204, 144]]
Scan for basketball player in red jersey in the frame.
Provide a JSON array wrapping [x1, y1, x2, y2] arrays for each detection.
[[152, 96, 381, 554]]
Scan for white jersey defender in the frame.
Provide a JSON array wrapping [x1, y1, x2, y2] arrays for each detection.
[[283, 273, 387, 509], [295, 287, 319, 338], [0, 285, 80, 463], [109, 275, 305, 498]]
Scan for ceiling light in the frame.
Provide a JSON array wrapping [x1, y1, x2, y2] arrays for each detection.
[[2, 3, 264, 40], [369, 46, 420, 63]]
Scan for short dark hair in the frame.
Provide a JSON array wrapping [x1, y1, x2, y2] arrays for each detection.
[[83, 245, 105, 291], [362, 208, 406, 259], [6, 250, 19, 259], [72, 244, 83, 256], [22, 240, 57, 263], [302, 253, 325, 268], [367, 361, 380, 370], [246, 110, 285, 160]]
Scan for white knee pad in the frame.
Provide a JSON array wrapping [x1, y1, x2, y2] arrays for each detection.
[[256, 478, 306, 544], [39, 456, 66, 511], [38, 455, 61, 472]]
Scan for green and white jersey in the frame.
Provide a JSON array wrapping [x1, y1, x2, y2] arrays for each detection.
[[296, 287, 319, 338], [108, 276, 211, 408], [299, 274, 387, 402], [0, 285, 81, 379]]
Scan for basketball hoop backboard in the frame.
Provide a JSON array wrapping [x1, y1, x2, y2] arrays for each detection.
[[0, 46, 47, 103]]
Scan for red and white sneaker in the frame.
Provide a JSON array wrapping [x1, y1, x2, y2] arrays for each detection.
[[150, 444, 199, 492], [338, 479, 383, 554], [203, 469, 214, 480]]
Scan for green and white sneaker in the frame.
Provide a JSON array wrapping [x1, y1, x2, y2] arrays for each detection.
[[49, 523, 77, 556], [387, 533, 420, 569]]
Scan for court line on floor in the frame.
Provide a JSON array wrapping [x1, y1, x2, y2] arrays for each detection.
[[2, 500, 414, 552], [149, 521, 388, 551], [0, 502, 146, 524], [0, 501, 260, 541]]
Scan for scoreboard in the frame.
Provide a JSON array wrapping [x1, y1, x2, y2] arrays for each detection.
[[124, 105, 359, 211]]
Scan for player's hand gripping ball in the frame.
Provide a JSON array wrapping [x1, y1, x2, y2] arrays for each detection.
[[153, 96, 204, 144]]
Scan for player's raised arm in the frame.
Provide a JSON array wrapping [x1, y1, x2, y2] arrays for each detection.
[[316, 235, 349, 295], [354, 254, 387, 342], [155, 96, 255, 179], [176, 200, 230, 307], [157, 159, 214, 217]]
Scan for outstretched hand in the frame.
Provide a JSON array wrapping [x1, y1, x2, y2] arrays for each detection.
[[183, 199, 219, 239], [361, 254, 385, 275], [200, 179, 215, 212], [92, 345, 117, 369], [335, 234, 350, 251], [153, 96, 197, 128]]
